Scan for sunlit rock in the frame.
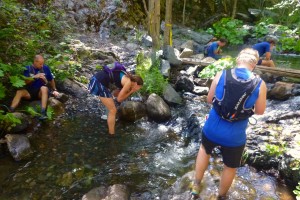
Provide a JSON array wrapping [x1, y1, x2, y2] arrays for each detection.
[[146, 94, 171, 122]]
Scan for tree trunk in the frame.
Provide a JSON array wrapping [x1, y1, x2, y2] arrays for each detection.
[[142, 0, 150, 34], [149, 0, 161, 50], [182, 0, 186, 25], [164, 0, 173, 47], [231, 0, 238, 19]]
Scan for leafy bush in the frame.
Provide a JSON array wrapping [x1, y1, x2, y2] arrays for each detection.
[[265, 143, 286, 157], [293, 182, 300, 200], [207, 18, 249, 45], [198, 57, 235, 79], [135, 52, 168, 95]]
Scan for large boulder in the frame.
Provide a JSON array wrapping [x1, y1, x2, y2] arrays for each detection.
[[57, 78, 88, 98], [163, 84, 183, 105], [5, 134, 33, 161], [268, 81, 294, 100], [146, 94, 171, 122], [163, 45, 182, 66], [119, 101, 147, 122]]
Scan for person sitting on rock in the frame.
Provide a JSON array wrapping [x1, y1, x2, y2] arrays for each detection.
[[9, 55, 60, 120], [88, 62, 143, 136], [252, 38, 276, 67], [205, 38, 228, 60]]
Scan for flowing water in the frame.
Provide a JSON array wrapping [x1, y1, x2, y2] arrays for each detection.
[[0, 98, 296, 199]]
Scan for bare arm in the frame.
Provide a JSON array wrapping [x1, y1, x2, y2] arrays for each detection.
[[265, 52, 271, 60], [254, 80, 267, 114], [116, 77, 137, 103], [49, 79, 59, 97], [207, 72, 222, 104]]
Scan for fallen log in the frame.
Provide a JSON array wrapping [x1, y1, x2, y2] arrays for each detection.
[[255, 65, 300, 78]]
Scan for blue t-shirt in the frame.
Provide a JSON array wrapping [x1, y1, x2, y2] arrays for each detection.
[[203, 68, 261, 147], [24, 65, 53, 89], [207, 42, 219, 59], [252, 42, 270, 57]]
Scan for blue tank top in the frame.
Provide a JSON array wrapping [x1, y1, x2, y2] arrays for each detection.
[[203, 68, 261, 147], [94, 70, 125, 88]]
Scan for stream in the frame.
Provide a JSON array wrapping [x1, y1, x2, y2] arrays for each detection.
[[0, 96, 296, 199]]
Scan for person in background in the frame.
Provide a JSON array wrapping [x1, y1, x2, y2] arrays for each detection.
[[88, 62, 143, 136], [252, 39, 276, 67], [191, 48, 267, 199], [206, 38, 228, 60], [10, 55, 59, 120]]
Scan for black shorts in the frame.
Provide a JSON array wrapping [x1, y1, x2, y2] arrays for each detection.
[[25, 86, 41, 100], [257, 59, 263, 65], [202, 133, 245, 168]]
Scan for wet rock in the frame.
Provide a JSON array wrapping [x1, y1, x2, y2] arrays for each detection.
[[175, 76, 194, 92], [186, 66, 198, 76], [193, 86, 209, 95], [268, 81, 294, 100], [163, 45, 182, 66], [125, 43, 139, 51], [163, 84, 183, 105], [146, 94, 171, 123], [119, 101, 147, 122], [82, 184, 129, 200], [48, 97, 65, 116], [194, 78, 212, 87], [5, 134, 33, 161]]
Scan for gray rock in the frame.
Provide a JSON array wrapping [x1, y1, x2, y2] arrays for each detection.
[[57, 78, 87, 98], [141, 34, 152, 47], [163, 45, 182, 66], [5, 134, 33, 161], [160, 59, 171, 77], [119, 101, 147, 122], [163, 84, 183, 105], [179, 48, 194, 58], [180, 40, 194, 51], [146, 94, 171, 122]]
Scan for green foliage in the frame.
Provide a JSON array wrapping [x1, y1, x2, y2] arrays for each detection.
[[0, 111, 21, 135], [265, 143, 286, 157], [135, 52, 168, 95], [267, 0, 300, 27], [9, 76, 26, 88], [293, 182, 300, 199], [252, 22, 269, 38], [198, 57, 235, 79], [208, 18, 249, 45]]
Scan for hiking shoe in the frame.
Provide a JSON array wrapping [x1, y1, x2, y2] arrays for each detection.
[[191, 184, 200, 199], [39, 114, 48, 121]]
